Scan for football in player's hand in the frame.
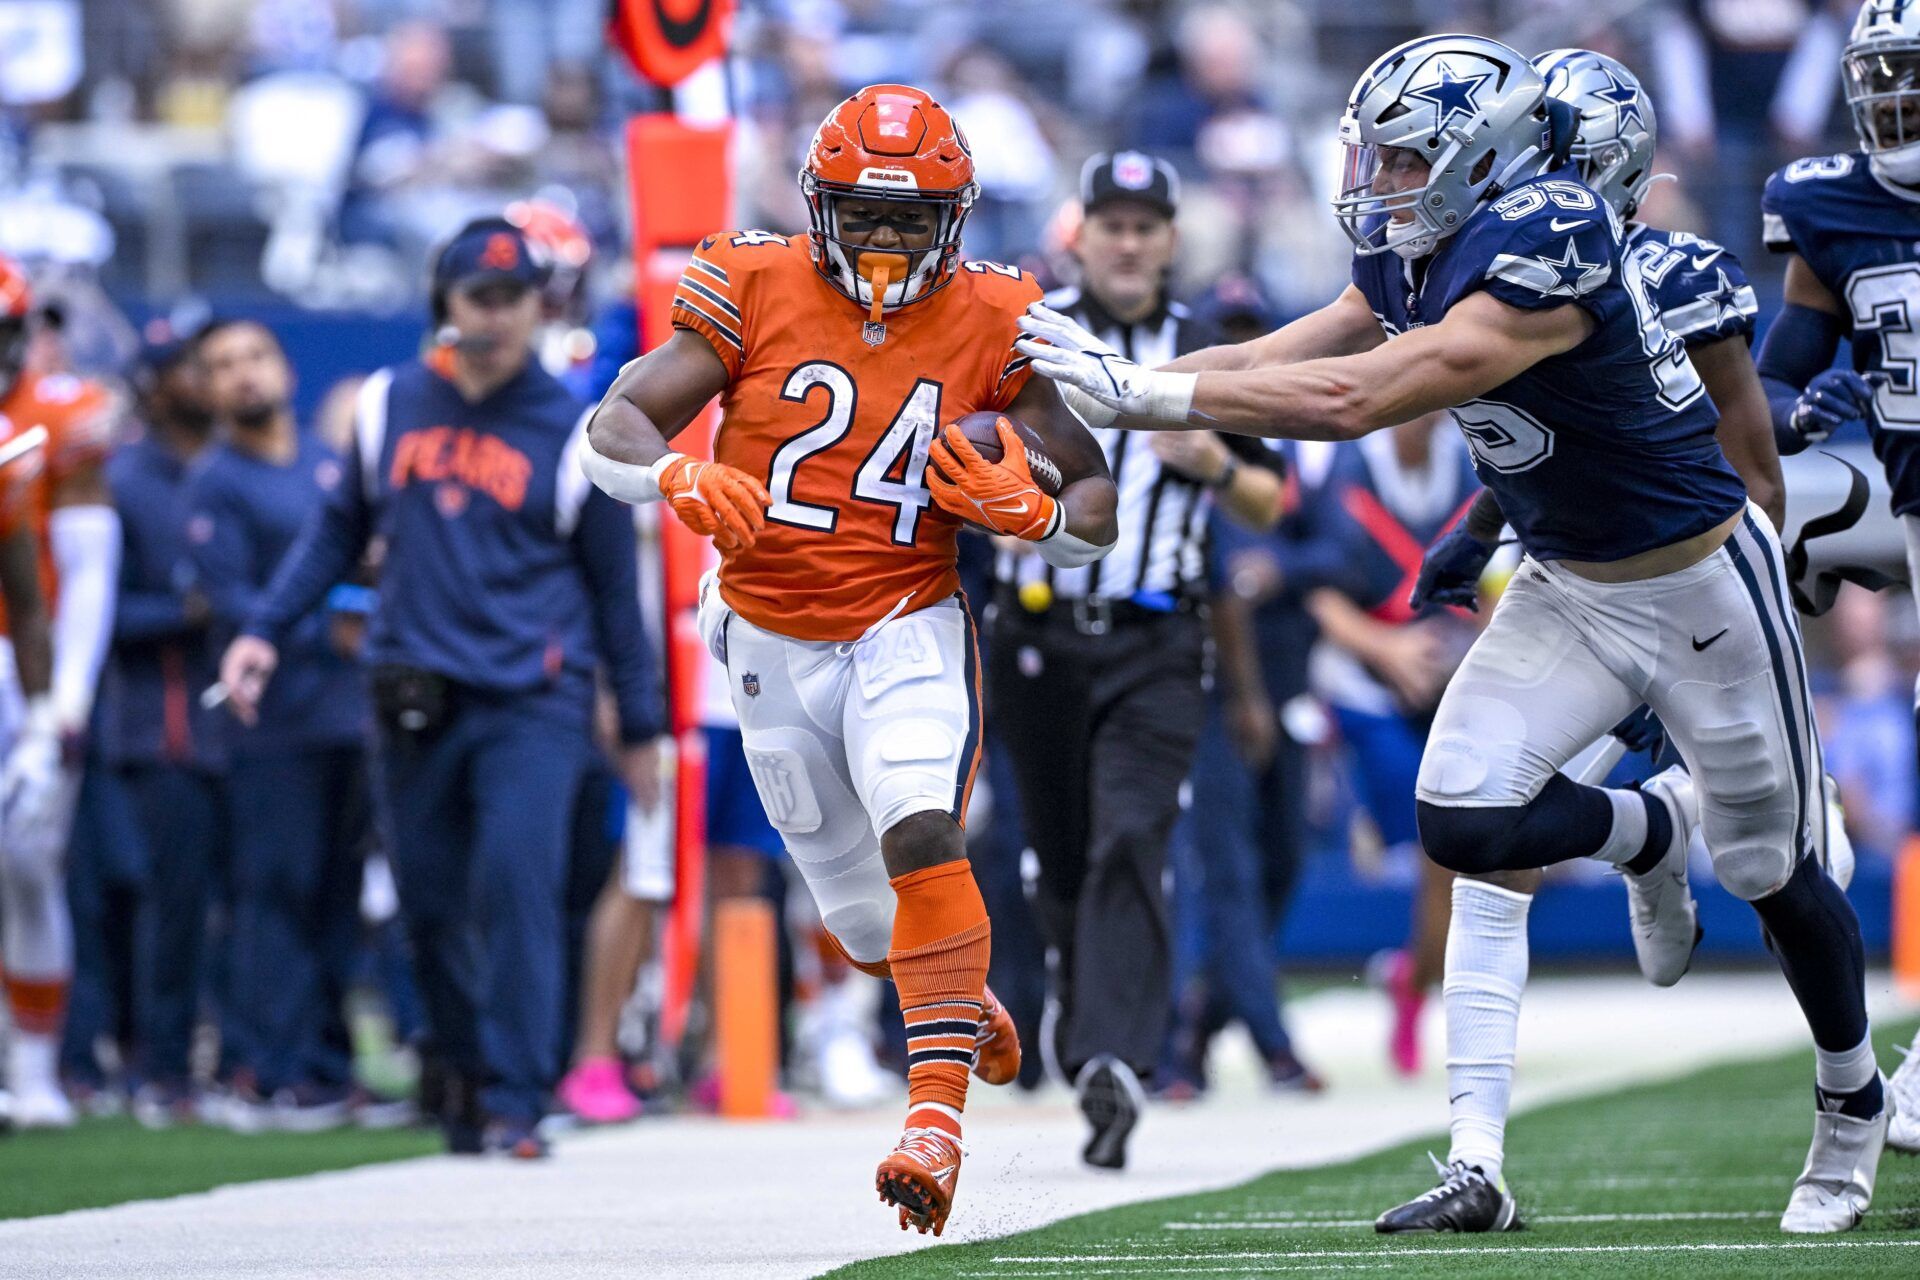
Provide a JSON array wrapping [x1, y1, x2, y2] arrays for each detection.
[[932, 411, 1064, 495]]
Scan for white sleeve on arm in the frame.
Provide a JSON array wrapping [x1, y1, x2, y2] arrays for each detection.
[[1035, 515, 1113, 569], [48, 503, 121, 734], [580, 435, 682, 506]]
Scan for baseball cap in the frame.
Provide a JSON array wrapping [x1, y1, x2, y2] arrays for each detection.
[[1192, 274, 1276, 334], [1079, 151, 1180, 218], [433, 218, 545, 296]]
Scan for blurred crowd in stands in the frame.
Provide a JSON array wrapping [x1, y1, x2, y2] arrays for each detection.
[[0, 2, 1875, 313]]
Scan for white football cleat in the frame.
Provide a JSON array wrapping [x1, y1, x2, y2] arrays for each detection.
[[7, 1033, 74, 1129], [1821, 774, 1855, 893], [10, 1081, 75, 1130], [1887, 1041, 1920, 1155], [1781, 1080, 1891, 1233], [1625, 766, 1702, 987]]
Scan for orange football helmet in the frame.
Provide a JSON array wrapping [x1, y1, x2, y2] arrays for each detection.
[[800, 84, 978, 317], [506, 197, 593, 320]]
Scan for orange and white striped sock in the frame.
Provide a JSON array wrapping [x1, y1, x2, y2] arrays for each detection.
[[888, 859, 991, 1140]]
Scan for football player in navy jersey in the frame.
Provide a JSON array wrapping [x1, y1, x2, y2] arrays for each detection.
[[1758, 0, 1920, 1158], [1021, 33, 1887, 1236], [1425, 61, 1855, 898]]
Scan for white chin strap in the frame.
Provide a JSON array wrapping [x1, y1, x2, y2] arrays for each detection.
[[827, 242, 935, 310], [1389, 226, 1441, 261], [1872, 140, 1920, 186]]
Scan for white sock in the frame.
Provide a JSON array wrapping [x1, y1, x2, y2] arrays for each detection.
[[1816, 1030, 1878, 1097], [1444, 878, 1532, 1187], [1588, 788, 1650, 867], [7, 1030, 59, 1090]]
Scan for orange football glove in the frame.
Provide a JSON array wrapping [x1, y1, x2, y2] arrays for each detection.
[[658, 454, 771, 552], [926, 419, 1060, 541]]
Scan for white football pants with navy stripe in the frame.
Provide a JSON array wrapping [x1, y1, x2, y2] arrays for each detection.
[[1418, 504, 1824, 900], [696, 576, 983, 967]]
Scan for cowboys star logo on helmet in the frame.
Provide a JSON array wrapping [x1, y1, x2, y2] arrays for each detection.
[[1407, 62, 1494, 130], [1591, 65, 1646, 131], [1334, 34, 1556, 260]]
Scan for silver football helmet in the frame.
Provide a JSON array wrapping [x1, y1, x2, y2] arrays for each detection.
[[1845, 0, 1920, 184], [1335, 34, 1553, 260], [1535, 49, 1659, 219]]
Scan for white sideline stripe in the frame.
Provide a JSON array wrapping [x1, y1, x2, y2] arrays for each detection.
[[981, 1240, 1920, 1267], [990, 1243, 1920, 1258], [1164, 1210, 1778, 1230]]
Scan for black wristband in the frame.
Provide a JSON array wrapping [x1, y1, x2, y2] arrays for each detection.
[[1210, 455, 1241, 490]]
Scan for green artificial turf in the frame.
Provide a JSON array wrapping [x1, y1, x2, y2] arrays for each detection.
[[0, 1117, 437, 1220], [829, 1019, 1920, 1278]]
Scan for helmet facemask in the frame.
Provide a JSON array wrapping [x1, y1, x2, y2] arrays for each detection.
[[800, 175, 975, 314], [1846, 38, 1920, 184], [1336, 116, 1518, 261], [1569, 136, 1653, 219]]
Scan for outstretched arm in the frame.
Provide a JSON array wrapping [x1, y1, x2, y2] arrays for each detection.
[[1181, 294, 1592, 440], [1160, 285, 1388, 375], [1031, 287, 1387, 431], [1024, 290, 1590, 441]]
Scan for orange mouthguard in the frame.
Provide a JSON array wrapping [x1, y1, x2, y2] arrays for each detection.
[[857, 254, 896, 326]]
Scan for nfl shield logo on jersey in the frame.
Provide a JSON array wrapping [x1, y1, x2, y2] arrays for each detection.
[[862, 320, 886, 346], [742, 671, 761, 697]]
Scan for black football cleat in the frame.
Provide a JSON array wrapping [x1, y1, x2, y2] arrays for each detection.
[[1375, 1156, 1521, 1233], [1077, 1055, 1145, 1170], [420, 1055, 486, 1155]]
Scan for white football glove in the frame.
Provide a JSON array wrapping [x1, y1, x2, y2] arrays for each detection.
[[1, 698, 77, 878], [1016, 302, 1198, 426]]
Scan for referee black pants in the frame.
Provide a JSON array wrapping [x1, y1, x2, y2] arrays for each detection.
[[986, 605, 1206, 1082]]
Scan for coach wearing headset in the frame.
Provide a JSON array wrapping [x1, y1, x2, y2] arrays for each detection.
[[219, 218, 663, 1157]]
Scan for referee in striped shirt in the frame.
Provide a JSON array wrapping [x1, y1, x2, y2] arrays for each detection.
[[987, 152, 1286, 1169]]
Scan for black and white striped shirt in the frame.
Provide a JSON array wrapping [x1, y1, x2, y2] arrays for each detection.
[[996, 285, 1274, 603]]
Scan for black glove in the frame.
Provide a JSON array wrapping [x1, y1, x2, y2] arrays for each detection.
[[1608, 704, 1667, 757], [1409, 526, 1497, 612]]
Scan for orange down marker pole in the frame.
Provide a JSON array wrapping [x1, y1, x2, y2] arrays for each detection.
[[626, 114, 734, 1052], [1895, 836, 1920, 1000], [714, 898, 779, 1118]]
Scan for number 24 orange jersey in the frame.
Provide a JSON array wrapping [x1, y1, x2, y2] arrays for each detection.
[[671, 231, 1039, 643]]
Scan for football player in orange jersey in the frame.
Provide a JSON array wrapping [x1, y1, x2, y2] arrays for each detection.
[[583, 85, 1118, 1233], [0, 257, 121, 1129]]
